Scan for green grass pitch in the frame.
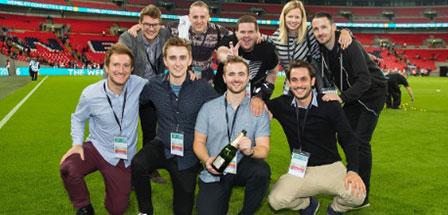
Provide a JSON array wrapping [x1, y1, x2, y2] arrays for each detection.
[[0, 75, 447, 214]]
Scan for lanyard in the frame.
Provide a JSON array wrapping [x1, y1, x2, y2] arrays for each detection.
[[145, 43, 158, 74], [224, 97, 241, 143], [294, 98, 312, 150], [103, 83, 127, 134]]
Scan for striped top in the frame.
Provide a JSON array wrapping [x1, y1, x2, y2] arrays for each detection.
[[263, 25, 320, 70]]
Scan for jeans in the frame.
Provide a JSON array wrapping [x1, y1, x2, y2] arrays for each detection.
[[131, 139, 199, 215], [196, 157, 271, 215], [342, 97, 384, 201]]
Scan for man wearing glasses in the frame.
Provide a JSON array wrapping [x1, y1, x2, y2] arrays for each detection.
[[118, 4, 170, 183]]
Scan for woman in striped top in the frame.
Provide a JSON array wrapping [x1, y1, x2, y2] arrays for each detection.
[[263, 0, 352, 94]]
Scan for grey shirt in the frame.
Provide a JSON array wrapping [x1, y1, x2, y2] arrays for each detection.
[[195, 95, 271, 183]]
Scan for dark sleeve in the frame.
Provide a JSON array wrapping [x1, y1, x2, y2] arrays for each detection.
[[339, 41, 372, 104], [327, 102, 359, 172], [201, 80, 220, 101], [265, 43, 279, 71], [218, 34, 235, 49], [140, 81, 152, 105], [217, 24, 232, 38], [213, 64, 225, 95], [266, 98, 280, 119], [118, 32, 132, 48], [397, 75, 409, 87]]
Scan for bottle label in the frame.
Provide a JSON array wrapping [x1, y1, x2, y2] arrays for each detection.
[[213, 156, 226, 169], [224, 154, 237, 174], [288, 149, 310, 178]]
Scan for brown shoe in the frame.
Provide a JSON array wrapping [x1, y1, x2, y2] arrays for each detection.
[[149, 170, 167, 184]]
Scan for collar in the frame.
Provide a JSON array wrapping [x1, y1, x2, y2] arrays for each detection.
[[189, 22, 210, 36], [291, 89, 318, 109], [162, 71, 191, 86], [143, 34, 160, 47], [104, 77, 129, 97], [223, 92, 250, 109]]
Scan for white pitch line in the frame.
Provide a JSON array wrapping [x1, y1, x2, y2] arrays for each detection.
[[0, 76, 48, 130]]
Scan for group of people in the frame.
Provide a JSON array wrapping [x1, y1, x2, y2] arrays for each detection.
[[59, 1, 388, 215]]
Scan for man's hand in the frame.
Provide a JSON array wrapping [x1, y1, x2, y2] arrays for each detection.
[[410, 97, 414, 104], [256, 32, 264, 44], [345, 171, 366, 197], [338, 29, 353, 50], [60, 145, 84, 165], [188, 70, 200, 81], [250, 97, 265, 116], [205, 157, 221, 175], [127, 24, 141, 38], [237, 137, 253, 156], [322, 92, 343, 104], [228, 41, 240, 60]]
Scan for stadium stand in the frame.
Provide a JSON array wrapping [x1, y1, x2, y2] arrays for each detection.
[[1, 1, 447, 76], [71, 1, 122, 10], [22, 0, 68, 6]]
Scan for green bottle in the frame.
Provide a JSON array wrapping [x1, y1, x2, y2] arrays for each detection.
[[212, 130, 247, 173]]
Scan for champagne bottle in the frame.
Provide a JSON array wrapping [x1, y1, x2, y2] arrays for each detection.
[[212, 130, 247, 173]]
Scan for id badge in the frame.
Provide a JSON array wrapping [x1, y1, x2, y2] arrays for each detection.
[[170, 132, 184, 156], [322, 87, 338, 95], [288, 149, 310, 178], [224, 153, 237, 174], [245, 82, 251, 98], [193, 67, 202, 78], [114, 136, 128, 160]]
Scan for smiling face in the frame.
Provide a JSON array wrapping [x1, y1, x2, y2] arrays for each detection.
[[223, 62, 249, 94], [189, 6, 210, 33], [312, 16, 337, 49], [287, 67, 315, 102], [236, 22, 257, 52], [105, 53, 133, 88], [164, 46, 192, 83], [285, 8, 302, 34], [140, 15, 160, 42]]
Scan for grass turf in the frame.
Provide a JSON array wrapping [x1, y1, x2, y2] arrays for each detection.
[[0, 76, 447, 214]]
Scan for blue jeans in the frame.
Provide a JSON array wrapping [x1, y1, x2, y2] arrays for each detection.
[[342, 98, 384, 202]]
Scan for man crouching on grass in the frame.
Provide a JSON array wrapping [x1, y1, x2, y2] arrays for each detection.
[[60, 43, 148, 215]]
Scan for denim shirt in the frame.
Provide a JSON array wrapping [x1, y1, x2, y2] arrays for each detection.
[[71, 75, 148, 167]]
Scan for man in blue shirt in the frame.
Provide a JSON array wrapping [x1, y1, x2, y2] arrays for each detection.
[[193, 56, 271, 215], [134, 37, 218, 215], [60, 43, 148, 215]]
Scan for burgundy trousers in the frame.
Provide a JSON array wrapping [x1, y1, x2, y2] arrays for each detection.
[[60, 142, 131, 215]]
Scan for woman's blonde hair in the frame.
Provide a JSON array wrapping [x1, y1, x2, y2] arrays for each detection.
[[279, 0, 308, 44]]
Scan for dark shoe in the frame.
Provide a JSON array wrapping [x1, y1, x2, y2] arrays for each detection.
[[299, 197, 319, 215], [76, 204, 94, 215], [352, 199, 370, 210], [327, 205, 343, 215], [149, 170, 167, 184]]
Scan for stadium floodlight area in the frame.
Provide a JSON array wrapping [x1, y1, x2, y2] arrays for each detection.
[[1, 0, 448, 28]]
